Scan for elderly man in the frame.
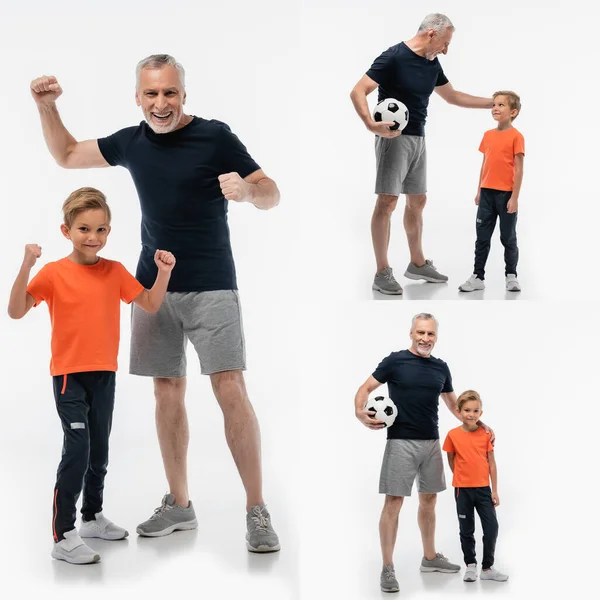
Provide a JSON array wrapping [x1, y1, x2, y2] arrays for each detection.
[[355, 313, 493, 592], [350, 13, 493, 295], [30, 54, 280, 552]]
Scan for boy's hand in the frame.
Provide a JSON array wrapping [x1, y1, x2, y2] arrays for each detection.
[[507, 196, 518, 213], [475, 193, 480, 206], [356, 408, 386, 430], [23, 244, 42, 268], [154, 250, 176, 272], [492, 491, 500, 507]]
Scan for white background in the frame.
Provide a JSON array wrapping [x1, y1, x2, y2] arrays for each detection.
[[0, 0, 597, 599]]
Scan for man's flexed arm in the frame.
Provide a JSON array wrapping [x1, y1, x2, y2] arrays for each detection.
[[30, 75, 109, 169]]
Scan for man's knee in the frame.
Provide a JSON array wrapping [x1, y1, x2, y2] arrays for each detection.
[[406, 193, 427, 212], [210, 370, 248, 406], [419, 493, 437, 511], [382, 495, 404, 515], [153, 377, 186, 405], [375, 194, 399, 216]]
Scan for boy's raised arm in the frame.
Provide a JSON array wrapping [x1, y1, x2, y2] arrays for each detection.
[[8, 245, 41, 319], [132, 250, 176, 313]]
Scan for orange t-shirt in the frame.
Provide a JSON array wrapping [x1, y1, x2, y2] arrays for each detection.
[[442, 426, 493, 488], [27, 257, 144, 376], [479, 127, 525, 191]]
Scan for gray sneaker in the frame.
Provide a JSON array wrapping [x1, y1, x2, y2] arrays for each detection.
[[51, 529, 101, 564], [373, 267, 403, 295], [136, 493, 198, 537], [246, 505, 280, 552], [505, 274, 521, 291], [459, 274, 485, 292], [404, 260, 448, 283], [420, 552, 461, 573], [380, 565, 400, 592]]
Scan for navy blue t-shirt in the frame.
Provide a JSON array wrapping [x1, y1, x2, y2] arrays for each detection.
[[372, 349, 453, 440], [97, 116, 260, 292], [366, 42, 449, 136]]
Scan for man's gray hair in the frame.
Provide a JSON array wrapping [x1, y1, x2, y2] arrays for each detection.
[[418, 13, 455, 34], [136, 54, 186, 89], [411, 312, 439, 330]]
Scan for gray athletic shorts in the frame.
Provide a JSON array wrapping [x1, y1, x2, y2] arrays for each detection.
[[374, 134, 427, 196], [379, 439, 446, 497], [129, 290, 246, 377]]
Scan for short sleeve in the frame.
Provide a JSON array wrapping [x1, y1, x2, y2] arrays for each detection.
[[218, 124, 261, 178], [442, 432, 455, 453], [26, 264, 53, 307], [441, 361, 453, 393], [514, 131, 525, 156], [366, 47, 395, 88], [435, 62, 449, 87], [372, 353, 394, 384], [478, 133, 486, 153], [114, 262, 145, 304], [97, 126, 138, 167]]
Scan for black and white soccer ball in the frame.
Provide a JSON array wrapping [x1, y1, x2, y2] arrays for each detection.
[[365, 395, 398, 428], [373, 98, 409, 131]]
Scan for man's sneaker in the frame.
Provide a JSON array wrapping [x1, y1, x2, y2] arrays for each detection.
[[463, 563, 477, 582], [505, 274, 521, 292], [136, 493, 198, 537], [380, 564, 400, 592], [420, 552, 460, 573], [459, 274, 485, 292], [51, 528, 100, 564], [80, 511, 129, 540], [404, 260, 448, 283], [481, 566, 509, 581], [246, 505, 280, 552], [373, 267, 403, 295]]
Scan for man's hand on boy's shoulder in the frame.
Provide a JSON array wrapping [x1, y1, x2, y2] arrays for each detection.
[[478, 420, 495, 444], [154, 250, 176, 272], [23, 244, 42, 268]]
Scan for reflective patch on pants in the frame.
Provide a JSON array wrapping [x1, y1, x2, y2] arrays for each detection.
[[70, 422, 85, 430], [459, 514, 466, 519]]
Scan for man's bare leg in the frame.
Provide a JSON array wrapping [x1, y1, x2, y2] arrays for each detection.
[[372, 194, 399, 273], [379, 495, 404, 566], [154, 377, 190, 506], [210, 369, 264, 511], [418, 493, 437, 560], [404, 193, 427, 266]]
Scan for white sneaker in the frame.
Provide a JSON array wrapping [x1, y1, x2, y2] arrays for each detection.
[[481, 566, 509, 581], [459, 274, 485, 292], [505, 274, 521, 291], [51, 528, 100, 564], [463, 563, 477, 582], [80, 511, 129, 540]]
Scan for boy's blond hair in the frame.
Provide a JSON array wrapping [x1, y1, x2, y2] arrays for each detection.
[[62, 187, 112, 228], [457, 390, 482, 411], [493, 90, 521, 121]]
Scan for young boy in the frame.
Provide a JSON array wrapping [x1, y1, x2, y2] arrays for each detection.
[[459, 91, 525, 293], [442, 390, 508, 582], [7, 187, 175, 565]]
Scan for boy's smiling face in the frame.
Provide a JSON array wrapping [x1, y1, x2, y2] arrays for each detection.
[[492, 95, 518, 124], [61, 209, 111, 260], [459, 400, 482, 428]]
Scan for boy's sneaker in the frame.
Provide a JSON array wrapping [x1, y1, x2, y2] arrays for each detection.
[[459, 274, 485, 292], [80, 511, 129, 540], [380, 564, 400, 592], [404, 260, 448, 283], [51, 528, 100, 564], [373, 267, 403, 295], [246, 505, 280, 552], [420, 552, 460, 573], [463, 563, 478, 582], [505, 274, 521, 291], [481, 566, 509, 581], [136, 493, 198, 537]]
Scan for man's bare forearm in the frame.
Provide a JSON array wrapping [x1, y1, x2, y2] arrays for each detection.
[[37, 104, 78, 166], [248, 177, 280, 210], [350, 89, 375, 128], [452, 91, 493, 109]]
